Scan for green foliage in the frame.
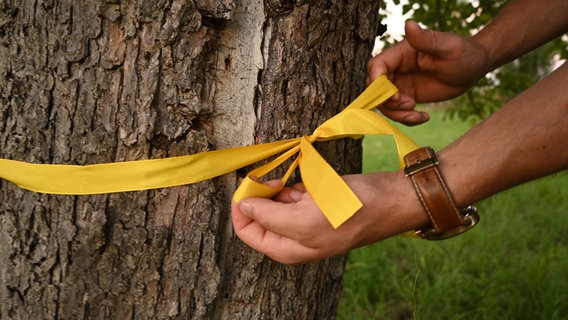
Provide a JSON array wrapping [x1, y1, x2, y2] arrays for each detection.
[[401, 0, 503, 34], [338, 110, 568, 320], [448, 39, 566, 123], [379, 0, 567, 123]]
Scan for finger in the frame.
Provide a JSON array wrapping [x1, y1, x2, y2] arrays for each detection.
[[405, 20, 459, 62], [377, 93, 430, 126], [231, 200, 254, 231], [382, 92, 415, 110], [377, 108, 430, 126], [366, 59, 390, 85], [237, 198, 305, 237], [239, 196, 331, 242], [230, 200, 322, 264], [249, 176, 284, 189], [405, 21, 443, 55], [366, 42, 408, 84], [273, 187, 305, 203], [240, 223, 323, 264], [291, 182, 306, 192]]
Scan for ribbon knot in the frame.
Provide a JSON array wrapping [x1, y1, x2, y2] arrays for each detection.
[[0, 75, 418, 228], [233, 75, 419, 227]]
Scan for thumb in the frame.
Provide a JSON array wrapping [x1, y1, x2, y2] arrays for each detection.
[[404, 20, 453, 57]]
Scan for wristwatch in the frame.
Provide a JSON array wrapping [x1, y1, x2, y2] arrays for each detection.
[[404, 147, 480, 240]]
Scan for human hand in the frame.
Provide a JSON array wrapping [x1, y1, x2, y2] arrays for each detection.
[[231, 172, 428, 264], [367, 20, 489, 125]]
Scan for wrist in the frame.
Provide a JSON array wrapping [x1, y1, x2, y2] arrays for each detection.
[[350, 171, 429, 247], [469, 33, 495, 74]]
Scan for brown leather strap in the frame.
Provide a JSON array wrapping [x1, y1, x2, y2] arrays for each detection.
[[404, 147, 465, 236]]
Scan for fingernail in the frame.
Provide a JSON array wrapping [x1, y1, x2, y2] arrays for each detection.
[[265, 180, 283, 189], [289, 189, 303, 202], [239, 201, 253, 217]]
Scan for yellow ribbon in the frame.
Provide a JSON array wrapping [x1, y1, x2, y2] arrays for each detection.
[[0, 75, 418, 228]]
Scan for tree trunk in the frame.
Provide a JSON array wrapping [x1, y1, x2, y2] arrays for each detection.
[[0, 0, 379, 318]]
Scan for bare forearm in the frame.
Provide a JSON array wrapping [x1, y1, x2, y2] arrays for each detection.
[[439, 62, 568, 208], [360, 0, 568, 250], [472, 0, 568, 72]]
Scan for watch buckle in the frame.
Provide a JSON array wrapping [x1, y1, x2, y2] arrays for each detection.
[[404, 156, 439, 176], [417, 206, 480, 240]]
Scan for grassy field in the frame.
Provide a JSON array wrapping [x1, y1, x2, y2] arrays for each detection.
[[337, 109, 568, 320]]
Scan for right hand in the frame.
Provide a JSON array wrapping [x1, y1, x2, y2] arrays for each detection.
[[231, 172, 429, 264], [367, 20, 489, 125]]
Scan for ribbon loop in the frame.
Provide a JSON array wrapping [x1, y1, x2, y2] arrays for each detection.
[[298, 137, 363, 228]]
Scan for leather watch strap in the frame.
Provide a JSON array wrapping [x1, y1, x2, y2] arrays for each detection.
[[404, 147, 479, 240]]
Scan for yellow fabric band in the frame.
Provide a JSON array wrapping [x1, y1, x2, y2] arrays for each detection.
[[0, 75, 419, 228]]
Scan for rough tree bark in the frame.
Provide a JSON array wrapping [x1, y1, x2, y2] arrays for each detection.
[[0, 0, 380, 319]]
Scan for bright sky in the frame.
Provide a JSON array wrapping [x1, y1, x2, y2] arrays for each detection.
[[373, 0, 412, 55], [382, 0, 411, 39]]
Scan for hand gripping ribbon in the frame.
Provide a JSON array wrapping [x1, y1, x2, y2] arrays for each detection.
[[0, 76, 418, 228]]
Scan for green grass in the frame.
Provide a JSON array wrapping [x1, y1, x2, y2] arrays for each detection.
[[337, 109, 568, 320]]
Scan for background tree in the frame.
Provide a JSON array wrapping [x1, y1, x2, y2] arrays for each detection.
[[382, 0, 567, 122], [0, 0, 380, 318]]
